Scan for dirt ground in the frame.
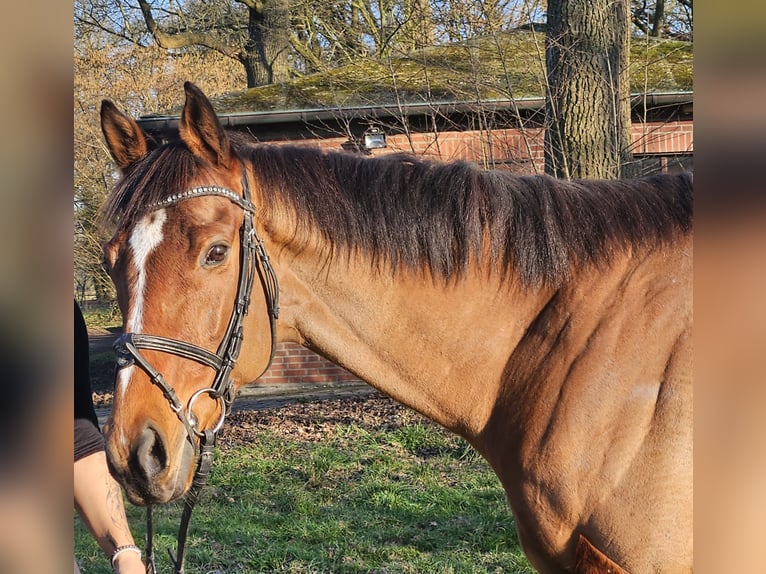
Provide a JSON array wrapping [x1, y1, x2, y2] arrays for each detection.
[[87, 329, 122, 404], [218, 394, 428, 449]]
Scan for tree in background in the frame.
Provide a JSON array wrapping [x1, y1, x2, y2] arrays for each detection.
[[632, 0, 692, 39], [75, 0, 288, 89], [545, 0, 633, 179], [75, 0, 690, 87]]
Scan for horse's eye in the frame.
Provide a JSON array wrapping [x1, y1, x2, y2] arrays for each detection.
[[205, 244, 228, 265]]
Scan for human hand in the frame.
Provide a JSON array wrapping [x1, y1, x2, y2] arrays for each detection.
[[111, 545, 144, 574]]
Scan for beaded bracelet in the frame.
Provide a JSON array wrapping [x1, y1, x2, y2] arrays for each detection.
[[111, 544, 142, 568]]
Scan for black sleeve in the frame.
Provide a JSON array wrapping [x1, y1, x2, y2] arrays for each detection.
[[74, 417, 105, 461], [74, 300, 102, 461]]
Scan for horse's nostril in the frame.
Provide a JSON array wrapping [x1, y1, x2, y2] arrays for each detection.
[[135, 425, 168, 479]]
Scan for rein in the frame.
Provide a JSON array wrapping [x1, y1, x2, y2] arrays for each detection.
[[112, 171, 279, 574]]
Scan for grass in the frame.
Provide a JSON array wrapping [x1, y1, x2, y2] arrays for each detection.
[[75, 420, 534, 573], [79, 302, 121, 331]]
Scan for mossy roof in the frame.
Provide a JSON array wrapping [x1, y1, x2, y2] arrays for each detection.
[[205, 30, 692, 115]]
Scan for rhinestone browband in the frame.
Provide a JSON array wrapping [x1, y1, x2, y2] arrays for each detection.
[[147, 186, 255, 212]]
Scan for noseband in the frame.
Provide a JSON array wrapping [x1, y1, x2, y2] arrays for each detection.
[[112, 171, 279, 573]]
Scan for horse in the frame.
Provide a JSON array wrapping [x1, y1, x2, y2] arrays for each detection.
[[99, 82, 692, 573]]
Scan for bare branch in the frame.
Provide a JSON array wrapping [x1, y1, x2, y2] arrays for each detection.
[[136, 0, 238, 56]]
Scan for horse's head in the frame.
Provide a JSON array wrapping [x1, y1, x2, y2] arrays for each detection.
[[99, 82, 277, 505]]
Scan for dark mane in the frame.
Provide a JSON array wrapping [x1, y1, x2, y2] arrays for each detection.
[[101, 133, 693, 287], [242, 142, 692, 286]]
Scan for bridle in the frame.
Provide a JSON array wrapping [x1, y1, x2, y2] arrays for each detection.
[[112, 170, 279, 574]]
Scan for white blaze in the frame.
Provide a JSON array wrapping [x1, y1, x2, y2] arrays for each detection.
[[119, 209, 167, 399], [127, 209, 167, 331]]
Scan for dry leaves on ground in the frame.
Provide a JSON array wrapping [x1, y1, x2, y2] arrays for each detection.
[[218, 395, 428, 448]]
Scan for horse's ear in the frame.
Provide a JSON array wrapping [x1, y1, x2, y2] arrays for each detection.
[[178, 81, 231, 167], [100, 100, 150, 171]]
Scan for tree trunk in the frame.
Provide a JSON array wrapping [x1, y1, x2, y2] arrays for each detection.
[[651, 0, 666, 37], [243, 0, 290, 87], [544, 0, 633, 179]]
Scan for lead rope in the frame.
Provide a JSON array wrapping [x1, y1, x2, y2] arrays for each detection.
[[171, 430, 216, 574], [144, 431, 216, 574], [145, 505, 155, 574]]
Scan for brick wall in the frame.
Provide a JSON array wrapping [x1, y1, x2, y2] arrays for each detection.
[[631, 121, 694, 155], [259, 342, 363, 385], [289, 120, 693, 174], [258, 119, 693, 386]]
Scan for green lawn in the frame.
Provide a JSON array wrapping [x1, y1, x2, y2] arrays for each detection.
[[75, 418, 534, 573]]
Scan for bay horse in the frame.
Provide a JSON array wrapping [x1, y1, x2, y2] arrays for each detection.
[[99, 82, 692, 573]]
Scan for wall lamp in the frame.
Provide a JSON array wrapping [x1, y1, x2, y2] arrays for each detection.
[[362, 126, 387, 151]]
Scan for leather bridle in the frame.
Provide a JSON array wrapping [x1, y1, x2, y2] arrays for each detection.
[[111, 171, 279, 574]]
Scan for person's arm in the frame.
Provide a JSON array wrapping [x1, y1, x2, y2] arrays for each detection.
[[74, 450, 144, 574]]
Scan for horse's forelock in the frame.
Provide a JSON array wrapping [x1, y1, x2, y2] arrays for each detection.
[[100, 142, 201, 231]]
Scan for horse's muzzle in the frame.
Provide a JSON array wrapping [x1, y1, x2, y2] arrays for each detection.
[[105, 422, 195, 505]]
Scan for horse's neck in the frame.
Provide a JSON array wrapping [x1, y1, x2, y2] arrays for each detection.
[[273, 252, 554, 443]]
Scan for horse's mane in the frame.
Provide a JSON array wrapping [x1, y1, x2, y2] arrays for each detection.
[[241, 141, 692, 286], [101, 133, 693, 287]]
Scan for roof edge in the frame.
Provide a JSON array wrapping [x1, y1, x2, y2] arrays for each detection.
[[136, 91, 693, 133]]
